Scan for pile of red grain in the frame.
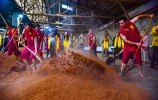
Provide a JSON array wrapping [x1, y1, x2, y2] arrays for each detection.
[[0, 50, 154, 100], [0, 52, 24, 75]]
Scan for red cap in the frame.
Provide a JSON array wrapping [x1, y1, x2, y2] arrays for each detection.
[[104, 34, 107, 37]]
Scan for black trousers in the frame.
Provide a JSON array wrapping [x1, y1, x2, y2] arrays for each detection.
[[47, 42, 56, 58], [90, 47, 97, 57], [79, 43, 84, 50], [114, 48, 123, 59], [50, 43, 56, 58], [151, 46, 158, 66]]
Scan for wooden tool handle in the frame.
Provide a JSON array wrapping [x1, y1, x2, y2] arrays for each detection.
[[20, 43, 43, 62], [139, 18, 153, 44], [0, 13, 8, 26]]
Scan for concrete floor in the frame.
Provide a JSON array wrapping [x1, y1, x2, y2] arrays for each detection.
[[97, 53, 158, 100]]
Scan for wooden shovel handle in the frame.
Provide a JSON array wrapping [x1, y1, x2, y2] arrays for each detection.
[[0, 13, 8, 26], [20, 43, 43, 62], [139, 18, 153, 44]]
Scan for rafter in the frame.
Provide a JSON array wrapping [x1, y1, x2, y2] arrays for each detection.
[[118, 1, 130, 18], [97, 18, 102, 26], [44, 0, 59, 13], [104, 2, 117, 12], [57, 29, 88, 32], [24, 13, 115, 18], [61, 5, 75, 15], [25, 0, 38, 13], [61, 0, 115, 19], [33, 22, 87, 26], [90, 0, 148, 3], [81, 18, 89, 30]]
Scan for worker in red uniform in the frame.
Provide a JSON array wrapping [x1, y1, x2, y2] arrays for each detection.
[[20, 23, 37, 71], [119, 14, 154, 78], [35, 24, 44, 60], [6, 26, 18, 59], [87, 29, 97, 57]]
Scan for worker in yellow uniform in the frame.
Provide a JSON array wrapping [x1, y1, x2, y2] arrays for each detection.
[[72, 35, 77, 47], [47, 33, 56, 58], [0, 33, 3, 51], [102, 34, 109, 59], [63, 31, 70, 51], [150, 25, 158, 69], [56, 32, 61, 56], [113, 32, 124, 59]]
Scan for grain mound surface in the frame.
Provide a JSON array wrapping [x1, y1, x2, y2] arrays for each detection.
[[0, 52, 24, 74], [0, 50, 154, 100]]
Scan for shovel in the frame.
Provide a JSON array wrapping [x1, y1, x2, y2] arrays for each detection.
[[106, 49, 123, 65], [19, 42, 43, 63]]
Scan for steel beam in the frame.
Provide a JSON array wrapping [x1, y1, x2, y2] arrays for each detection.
[[97, 18, 102, 26], [25, 0, 38, 13], [57, 29, 88, 31], [59, 0, 61, 14], [33, 21, 87, 25], [90, 0, 148, 3], [118, 1, 130, 18], [44, 0, 59, 13], [61, 0, 115, 19], [24, 0, 26, 12], [104, 2, 117, 12], [25, 13, 115, 18]]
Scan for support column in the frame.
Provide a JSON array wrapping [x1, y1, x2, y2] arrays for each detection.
[[12, 13, 18, 27], [12, 13, 23, 35]]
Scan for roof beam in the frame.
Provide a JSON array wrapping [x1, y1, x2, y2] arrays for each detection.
[[61, 0, 115, 19], [25, 0, 38, 13], [24, 13, 115, 18], [81, 18, 89, 30], [97, 18, 102, 26], [61, 5, 75, 15], [44, 0, 59, 13], [41, 0, 44, 13], [33, 22, 87, 26], [118, 2, 130, 18], [57, 29, 88, 31], [90, 0, 148, 3], [104, 2, 117, 12]]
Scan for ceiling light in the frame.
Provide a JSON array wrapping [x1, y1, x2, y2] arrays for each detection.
[[19, 14, 23, 18]]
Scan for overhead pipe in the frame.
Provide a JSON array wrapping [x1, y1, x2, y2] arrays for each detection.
[[98, 3, 158, 32]]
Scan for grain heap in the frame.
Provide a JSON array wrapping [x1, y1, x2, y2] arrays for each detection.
[[0, 51, 24, 75], [0, 50, 153, 100]]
